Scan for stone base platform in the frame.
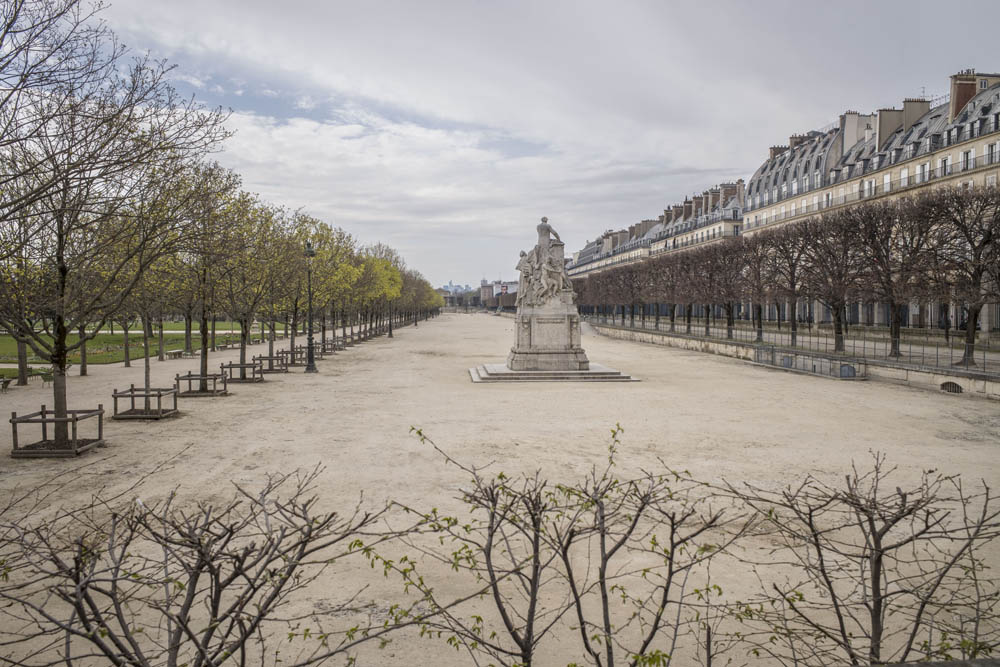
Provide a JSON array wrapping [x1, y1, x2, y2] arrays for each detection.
[[469, 363, 637, 383]]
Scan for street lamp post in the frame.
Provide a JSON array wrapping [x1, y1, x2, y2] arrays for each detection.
[[304, 241, 317, 373]]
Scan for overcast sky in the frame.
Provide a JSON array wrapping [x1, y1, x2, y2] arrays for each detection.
[[105, 0, 1000, 287]]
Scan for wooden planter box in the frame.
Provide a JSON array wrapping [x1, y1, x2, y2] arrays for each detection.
[[278, 348, 306, 367], [112, 385, 179, 419], [10, 404, 105, 458], [221, 361, 263, 383], [254, 354, 288, 373], [295, 344, 325, 360], [175, 372, 228, 397]]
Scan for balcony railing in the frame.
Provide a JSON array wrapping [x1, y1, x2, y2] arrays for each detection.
[[745, 116, 1000, 211], [745, 151, 1000, 230]]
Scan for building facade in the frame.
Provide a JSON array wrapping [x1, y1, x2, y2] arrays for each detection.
[[566, 180, 744, 277], [743, 70, 1000, 330], [565, 68, 1000, 332]]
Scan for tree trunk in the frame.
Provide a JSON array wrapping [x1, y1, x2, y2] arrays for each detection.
[[888, 300, 902, 358], [239, 317, 249, 379], [754, 304, 764, 342], [76, 326, 87, 377], [157, 317, 165, 361], [960, 303, 981, 365], [211, 315, 217, 351], [704, 304, 710, 336], [51, 316, 69, 445], [142, 314, 152, 412], [122, 319, 131, 367], [16, 339, 29, 385], [685, 304, 692, 334], [184, 312, 193, 354], [790, 298, 798, 346], [833, 304, 845, 352], [199, 307, 209, 393], [290, 305, 298, 356], [725, 303, 734, 339]]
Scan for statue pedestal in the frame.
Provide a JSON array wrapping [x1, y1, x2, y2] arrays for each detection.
[[468, 216, 635, 383], [507, 290, 590, 371]]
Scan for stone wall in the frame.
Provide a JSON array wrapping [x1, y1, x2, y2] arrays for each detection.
[[588, 322, 1000, 400]]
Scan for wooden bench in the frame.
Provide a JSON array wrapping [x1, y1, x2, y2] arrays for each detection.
[[41, 373, 54, 387], [165, 349, 184, 360]]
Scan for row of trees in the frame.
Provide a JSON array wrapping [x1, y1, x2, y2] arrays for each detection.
[[0, 0, 443, 446], [575, 186, 1000, 362], [2, 431, 996, 665]]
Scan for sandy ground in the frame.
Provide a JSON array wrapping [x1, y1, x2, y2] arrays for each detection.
[[1, 313, 998, 664]]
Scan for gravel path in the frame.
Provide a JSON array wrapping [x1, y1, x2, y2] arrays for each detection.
[[1, 313, 997, 665]]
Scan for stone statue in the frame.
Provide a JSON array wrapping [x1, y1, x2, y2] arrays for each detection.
[[516, 250, 535, 307], [518, 217, 571, 307], [507, 216, 589, 371]]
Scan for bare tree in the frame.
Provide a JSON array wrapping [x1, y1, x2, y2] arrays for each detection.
[[767, 222, 809, 346], [728, 453, 1000, 666], [852, 199, 934, 357], [740, 235, 772, 343], [0, 41, 228, 445], [0, 467, 422, 666], [557, 428, 751, 667], [925, 185, 1000, 365], [0, 0, 120, 257], [800, 212, 865, 352], [398, 430, 579, 667]]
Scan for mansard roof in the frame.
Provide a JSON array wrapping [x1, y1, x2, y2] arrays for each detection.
[[833, 82, 999, 178], [747, 129, 838, 202]]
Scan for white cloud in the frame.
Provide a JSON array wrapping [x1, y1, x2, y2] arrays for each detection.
[[172, 72, 206, 89], [103, 0, 1000, 284], [293, 94, 317, 110]]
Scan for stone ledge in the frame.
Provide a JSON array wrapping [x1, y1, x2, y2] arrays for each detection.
[[469, 363, 637, 383]]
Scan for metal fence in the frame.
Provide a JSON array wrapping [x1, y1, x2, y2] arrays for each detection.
[[584, 314, 1000, 378]]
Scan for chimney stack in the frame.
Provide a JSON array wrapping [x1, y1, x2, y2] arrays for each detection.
[[876, 108, 903, 149], [948, 70, 978, 122], [769, 145, 788, 159], [903, 98, 931, 131], [788, 134, 809, 150]]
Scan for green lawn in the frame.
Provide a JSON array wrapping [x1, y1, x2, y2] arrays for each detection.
[[158, 320, 243, 332], [0, 367, 45, 379], [0, 333, 245, 366]]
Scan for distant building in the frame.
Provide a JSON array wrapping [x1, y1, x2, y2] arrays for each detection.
[[566, 180, 744, 277], [439, 281, 473, 295], [480, 278, 518, 301]]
